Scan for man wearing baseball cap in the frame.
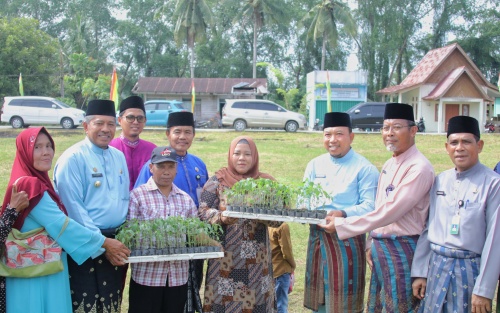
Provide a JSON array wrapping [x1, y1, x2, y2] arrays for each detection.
[[127, 146, 198, 313], [412, 116, 500, 313]]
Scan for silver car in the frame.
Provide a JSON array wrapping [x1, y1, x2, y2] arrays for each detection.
[[221, 99, 306, 132]]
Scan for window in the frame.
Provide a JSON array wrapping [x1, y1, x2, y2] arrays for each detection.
[[145, 103, 156, 111], [232, 102, 247, 109], [157, 103, 172, 110], [255, 102, 279, 111], [24, 100, 52, 108], [9, 100, 24, 107], [372, 105, 385, 116]]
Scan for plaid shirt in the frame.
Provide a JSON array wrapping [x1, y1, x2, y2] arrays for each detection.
[[128, 177, 197, 287]]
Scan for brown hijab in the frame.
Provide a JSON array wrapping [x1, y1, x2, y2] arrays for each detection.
[[215, 136, 274, 188]]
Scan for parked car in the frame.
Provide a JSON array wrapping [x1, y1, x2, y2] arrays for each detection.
[[1, 96, 85, 129], [221, 99, 307, 132], [143, 100, 187, 126], [346, 102, 388, 131]]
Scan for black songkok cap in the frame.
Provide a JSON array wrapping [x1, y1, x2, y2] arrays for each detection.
[[167, 112, 194, 128], [86, 100, 116, 117], [384, 103, 415, 122], [119, 96, 145, 114], [323, 112, 351, 129], [447, 116, 480, 138]]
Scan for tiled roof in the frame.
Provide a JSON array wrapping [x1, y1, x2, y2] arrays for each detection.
[[378, 43, 458, 94], [423, 66, 492, 101], [132, 77, 268, 95]]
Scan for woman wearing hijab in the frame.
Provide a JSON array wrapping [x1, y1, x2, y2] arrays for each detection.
[[1, 127, 128, 313], [198, 136, 279, 312]]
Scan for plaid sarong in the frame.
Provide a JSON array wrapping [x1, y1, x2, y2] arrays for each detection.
[[418, 243, 480, 313], [304, 226, 366, 312], [368, 233, 420, 313]]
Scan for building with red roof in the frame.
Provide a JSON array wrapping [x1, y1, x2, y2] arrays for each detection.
[[377, 43, 499, 133]]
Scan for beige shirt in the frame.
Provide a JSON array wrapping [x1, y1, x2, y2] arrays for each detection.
[[335, 144, 435, 240]]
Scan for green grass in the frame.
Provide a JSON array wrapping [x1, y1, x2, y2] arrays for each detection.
[[0, 128, 498, 312]]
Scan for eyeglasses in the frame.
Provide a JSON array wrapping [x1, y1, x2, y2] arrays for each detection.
[[380, 124, 411, 133], [124, 115, 146, 123]]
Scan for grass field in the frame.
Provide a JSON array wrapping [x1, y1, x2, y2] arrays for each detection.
[[0, 128, 498, 312]]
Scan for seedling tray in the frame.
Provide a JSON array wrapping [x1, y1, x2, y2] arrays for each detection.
[[222, 211, 326, 225], [126, 251, 224, 263]]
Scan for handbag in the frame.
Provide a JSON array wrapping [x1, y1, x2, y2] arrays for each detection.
[[0, 217, 69, 277]]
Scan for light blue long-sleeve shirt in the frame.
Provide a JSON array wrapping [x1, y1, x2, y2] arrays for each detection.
[[303, 148, 379, 217], [53, 137, 130, 235], [134, 152, 208, 207]]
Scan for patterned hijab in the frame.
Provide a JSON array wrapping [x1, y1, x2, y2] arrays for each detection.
[[1, 127, 67, 229], [215, 136, 274, 188]]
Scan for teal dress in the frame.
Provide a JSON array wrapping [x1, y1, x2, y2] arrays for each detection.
[[6, 192, 105, 313]]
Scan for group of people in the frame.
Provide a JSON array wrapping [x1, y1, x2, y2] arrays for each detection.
[[0, 96, 497, 313], [307, 104, 499, 313]]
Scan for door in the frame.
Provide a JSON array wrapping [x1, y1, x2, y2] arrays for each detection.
[[445, 104, 460, 131], [259, 102, 283, 127], [36, 100, 59, 124], [145, 103, 161, 126], [350, 104, 372, 129]]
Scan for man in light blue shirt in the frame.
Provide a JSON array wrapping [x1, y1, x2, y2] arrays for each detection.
[[303, 112, 379, 313], [54, 99, 130, 313]]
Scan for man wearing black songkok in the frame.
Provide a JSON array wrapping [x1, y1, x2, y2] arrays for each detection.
[[110, 96, 156, 190], [54, 99, 131, 313], [303, 112, 379, 313], [412, 116, 500, 313], [320, 103, 435, 313]]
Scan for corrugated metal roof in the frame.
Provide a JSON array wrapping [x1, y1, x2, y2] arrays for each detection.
[[132, 77, 268, 95]]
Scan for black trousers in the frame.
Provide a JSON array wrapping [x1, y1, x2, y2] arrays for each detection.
[[128, 277, 188, 313]]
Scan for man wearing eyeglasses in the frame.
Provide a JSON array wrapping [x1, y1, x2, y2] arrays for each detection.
[[411, 116, 500, 313], [319, 103, 435, 313], [110, 96, 157, 191]]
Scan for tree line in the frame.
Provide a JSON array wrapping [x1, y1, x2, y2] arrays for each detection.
[[0, 0, 498, 111]]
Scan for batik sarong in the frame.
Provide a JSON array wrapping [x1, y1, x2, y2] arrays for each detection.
[[418, 243, 480, 313], [368, 233, 420, 313], [68, 254, 125, 313], [304, 226, 366, 312]]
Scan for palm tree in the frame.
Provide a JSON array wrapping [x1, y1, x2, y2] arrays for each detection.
[[303, 0, 357, 70], [172, 0, 213, 78], [233, 0, 287, 78]]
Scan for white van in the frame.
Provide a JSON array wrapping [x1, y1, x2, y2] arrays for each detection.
[[1, 96, 85, 129], [221, 99, 306, 132]]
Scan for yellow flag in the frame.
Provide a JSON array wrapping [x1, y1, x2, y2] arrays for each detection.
[[110, 68, 119, 110]]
